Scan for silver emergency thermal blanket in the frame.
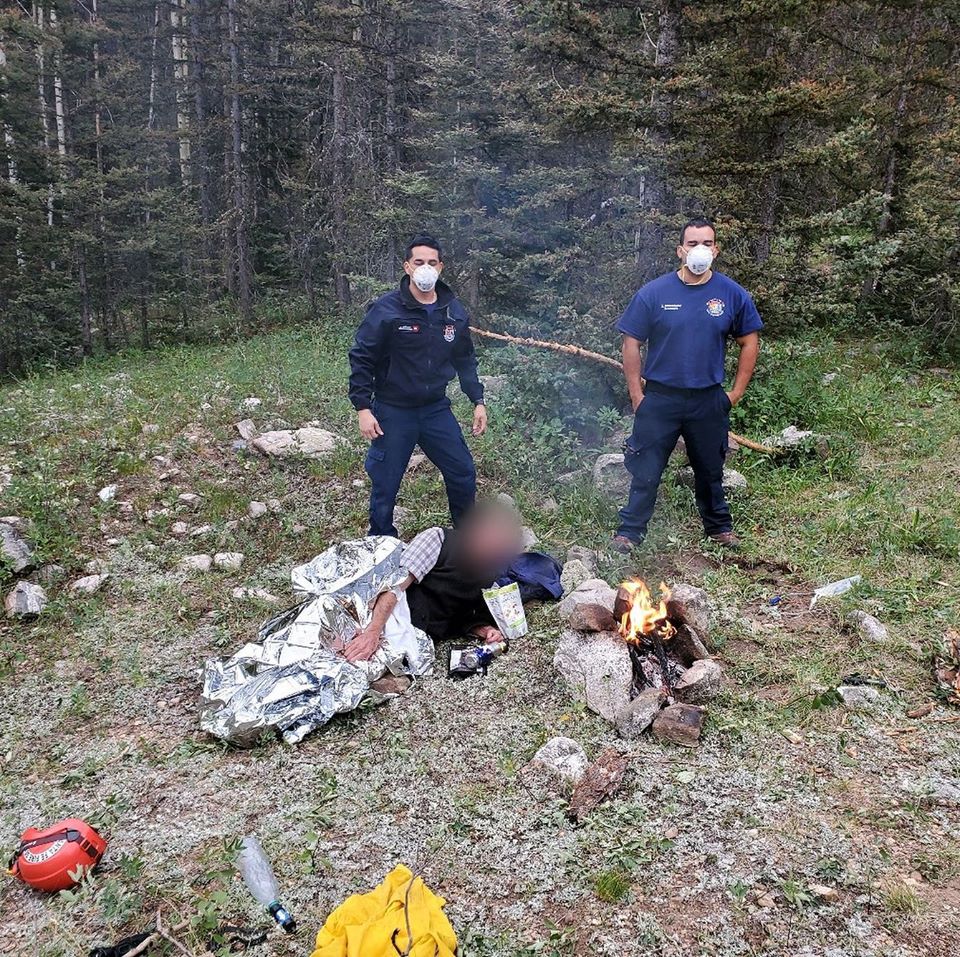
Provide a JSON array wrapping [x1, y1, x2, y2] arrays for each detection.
[[200, 536, 434, 746]]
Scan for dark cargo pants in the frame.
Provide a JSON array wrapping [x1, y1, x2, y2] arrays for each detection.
[[617, 382, 732, 543]]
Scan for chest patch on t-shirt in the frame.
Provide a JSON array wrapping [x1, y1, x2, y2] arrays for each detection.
[[661, 303, 682, 311], [397, 323, 421, 333], [706, 298, 725, 317]]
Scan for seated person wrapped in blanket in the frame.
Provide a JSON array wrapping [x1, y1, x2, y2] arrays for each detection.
[[200, 502, 522, 746]]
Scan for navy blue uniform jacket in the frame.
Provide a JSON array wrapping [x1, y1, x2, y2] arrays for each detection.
[[348, 276, 485, 411]]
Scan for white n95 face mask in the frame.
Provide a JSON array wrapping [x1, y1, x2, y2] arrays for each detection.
[[412, 264, 439, 292], [685, 244, 714, 276]]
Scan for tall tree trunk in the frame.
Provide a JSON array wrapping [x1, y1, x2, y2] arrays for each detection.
[[170, 0, 192, 184], [226, 0, 252, 322], [189, 0, 213, 273], [0, 40, 25, 270], [331, 48, 351, 304], [33, 3, 55, 230], [383, 17, 399, 277]]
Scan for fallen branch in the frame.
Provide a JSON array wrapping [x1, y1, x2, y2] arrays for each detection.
[[469, 326, 777, 454]]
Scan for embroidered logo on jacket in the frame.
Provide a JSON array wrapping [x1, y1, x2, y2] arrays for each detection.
[[443, 324, 456, 342], [706, 298, 725, 317], [397, 323, 421, 333]]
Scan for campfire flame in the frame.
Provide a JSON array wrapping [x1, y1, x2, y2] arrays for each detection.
[[618, 579, 675, 644]]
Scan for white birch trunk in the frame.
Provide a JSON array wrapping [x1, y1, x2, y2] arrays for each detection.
[[170, 0, 192, 184], [33, 3, 55, 228], [0, 42, 25, 269], [49, 5, 67, 161]]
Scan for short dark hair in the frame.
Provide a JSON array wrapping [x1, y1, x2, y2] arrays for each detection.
[[679, 217, 716, 244], [404, 233, 443, 261]]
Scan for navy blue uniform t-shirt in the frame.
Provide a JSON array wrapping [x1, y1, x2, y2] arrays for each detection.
[[617, 271, 763, 389]]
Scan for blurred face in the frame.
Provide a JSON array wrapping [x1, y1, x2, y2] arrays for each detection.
[[458, 507, 523, 579], [677, 225, 718, 267]]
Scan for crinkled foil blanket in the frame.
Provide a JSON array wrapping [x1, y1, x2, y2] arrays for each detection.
[[200, 536, 434, 745]]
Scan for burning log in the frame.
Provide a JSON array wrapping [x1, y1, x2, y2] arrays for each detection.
[[617, 579, 677, 696]]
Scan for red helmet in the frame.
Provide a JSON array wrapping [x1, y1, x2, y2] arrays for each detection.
[[9, 819, 107, 892]]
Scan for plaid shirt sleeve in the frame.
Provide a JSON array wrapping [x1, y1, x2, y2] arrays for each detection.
[[400, 527, 445, 582]]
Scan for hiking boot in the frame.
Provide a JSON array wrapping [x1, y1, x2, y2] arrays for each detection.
[[708, 531, 740, 548], [610, 534, 642, 554]]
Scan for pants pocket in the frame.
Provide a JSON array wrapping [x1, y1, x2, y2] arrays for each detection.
[[365, 444, 387, 474]]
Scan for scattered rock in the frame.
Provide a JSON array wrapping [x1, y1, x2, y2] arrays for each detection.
[[251, 427, 341, 459], [560, 559, 592, 595], [559, 577, 617, 619], [671, 623, 712, 665], [615, 688, 664, 740], [557, 470, 585, 485], [170, 521, 189, 536], [190, 524, 214, 537], [231, 587, 280, 603], [241, 396, 262, 410], [369, 674, 413, 696], [837, 684, 880, 710], [651, 703, 706, 747], [235, 418, 259, 441], [542, 497, 559, 513], [97, 484, 118, 503], [763, 425, 830, 457], [406, 452, 428, 472], [70, 573, 109, 595], [848, 610, 890, 643], [141, 423, 159, 435], [810, 884, 840, 903], [553, 629, 632, 722], [568, 748, 629, 822], [519, 526, 538, 550], [677, 466, 747, 493], [84, 558, 109, 575], [177, 492, 203, 506], [213, 552, 244, 571], [495, 492, 516, 509], [568, 602, 618, 633], [0, 517, 35, 573], [5, 581, 47, 619], [822, 372, 839, 385], [247, 501, 268, 519], [179, 554, 213, 573], [479, 374, 507, 399], [566, 546, 597, 575], [756, 893, 777, 909], [530, 737, 588, 785], [673, 659, 723, 704], [592, 453, 629, 499], [34, 563, 66, 586]]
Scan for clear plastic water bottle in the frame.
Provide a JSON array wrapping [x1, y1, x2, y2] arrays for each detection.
[[449, 639, 508, 678], [236, 835, 296, 933]]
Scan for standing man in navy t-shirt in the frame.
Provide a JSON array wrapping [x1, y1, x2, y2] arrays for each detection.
[[612, 217, 763, 551], [348, 234, 487, 537]]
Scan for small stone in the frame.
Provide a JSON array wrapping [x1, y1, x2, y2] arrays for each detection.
[[757, 893, 776, 909], [810, 884, 839, 903], [0, 517, 35, 573], [97, 484, 118, 503], [352, 479, 365, 488], [213, 552, 244, 571], [231, 587, 279, 603], [5, 581, 47, 619], [241, 396, 262, 410], [266, 498, 282, 512], [179, 554, 212, 573], [519, 526, 538, 550], [566, 546, 598, 574], [34, 563, 66, 586], [531, 736, 588, 785], [141, 423, 159, 435], [251, 427, 341, 459], [235, 418, 258, 441], [70, 573, 109, 595], [541, 497, 559, 513], [592, 453, 629, 499], [559, 578, 617, 619], [553, 629, 632, 722], [292, 523, 308, 534], [247, 501, 268, 519], [615, 688, 664, 740], [782, 729, 804, 745], [170, 521, 189, 536], [177, 492, 202, 506], [84, 558, 109, 575], [479, 374, 507, 399], [189, 524, 214, 537], [677, 466, 747, 493], [568, 602, 618, 633], [560, 559, 592, 595], [673, 659, 723, 704], [763, 425, 830, 457], [651, 703, 706, 747], [664, 825, 679, 840], [837, 684, 880, 710], [406, 453, 428, 472], [848, 610, 890, 643]]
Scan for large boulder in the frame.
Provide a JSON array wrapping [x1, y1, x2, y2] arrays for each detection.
[[553, 629, 632, 722], [0, 517, 35, 574], [5, 581, 47, 619], [559, 578, 618, 632], [592, 453, 630, 499], [763, 425, 830, 457]]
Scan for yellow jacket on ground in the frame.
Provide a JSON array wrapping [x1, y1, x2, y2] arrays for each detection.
[[311, 864, 457, 957]]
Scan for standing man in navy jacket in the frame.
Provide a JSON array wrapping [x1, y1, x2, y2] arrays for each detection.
[[348, 234, 487, 536], [613, 218, 763, 551]]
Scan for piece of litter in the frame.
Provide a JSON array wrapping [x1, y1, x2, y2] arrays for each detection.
[[810, 575, 862, 609]]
